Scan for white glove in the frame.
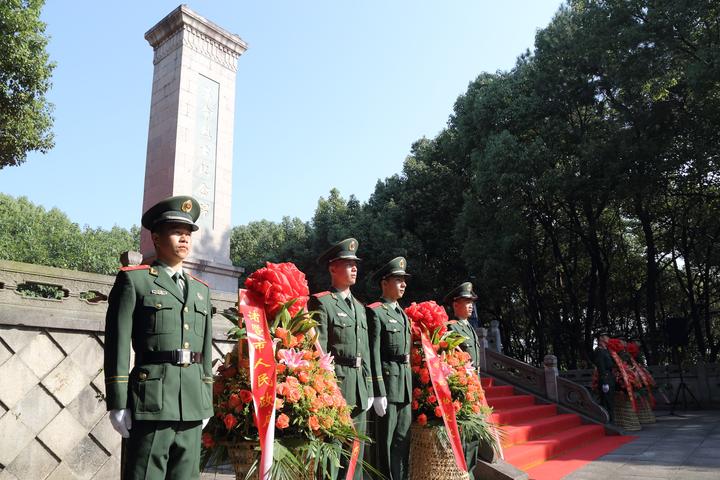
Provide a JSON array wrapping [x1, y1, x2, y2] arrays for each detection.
[[202, 418, 210, 430], [602, 384, 610, 393], [109, 408, 132, 438], [366, 397, 374, 412], [373, 396, 388, 417]]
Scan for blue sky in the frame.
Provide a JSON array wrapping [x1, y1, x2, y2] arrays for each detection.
[[0, 0, 562, 230]]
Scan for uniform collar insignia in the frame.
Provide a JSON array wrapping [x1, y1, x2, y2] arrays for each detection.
[[197, 292, 204, 300], [149, 266, 158, 276]]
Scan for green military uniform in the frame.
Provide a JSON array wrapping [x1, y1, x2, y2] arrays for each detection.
[[104, 196, 214, 480], [444, 282, 480, 480], [593, 334, 615, 423], [367, 257, 412, 480], [308, 238, 380, 480]]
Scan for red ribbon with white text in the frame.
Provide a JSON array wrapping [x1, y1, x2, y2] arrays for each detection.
[[421, 330, 468, 472], [239, 289, 277, 480]]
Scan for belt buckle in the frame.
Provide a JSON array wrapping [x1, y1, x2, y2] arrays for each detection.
[[403, 353, 410, 364], [355, 356, 362, 368], [177, 348, 192, 367]]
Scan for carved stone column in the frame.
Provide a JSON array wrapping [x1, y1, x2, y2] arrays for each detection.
[[544, 354, 559, 401], [476, 327, 489, 372], [141, 5, 247, 292], [487, 319, 503, 353]]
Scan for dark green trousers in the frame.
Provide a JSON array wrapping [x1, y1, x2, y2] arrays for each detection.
[[463, 438, 479, 480], [123, 420, 202, 480], [336, 407, 367, 480], [376, 402, 411, 480]]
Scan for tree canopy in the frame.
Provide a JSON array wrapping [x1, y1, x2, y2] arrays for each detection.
[[0, 0, 55, 168], [229, 0, 720, 368]]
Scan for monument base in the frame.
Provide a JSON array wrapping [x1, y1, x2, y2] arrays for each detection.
[[183, 258, 244, 293]]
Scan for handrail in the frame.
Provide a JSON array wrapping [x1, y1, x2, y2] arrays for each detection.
[[484, 349, 609, 423]]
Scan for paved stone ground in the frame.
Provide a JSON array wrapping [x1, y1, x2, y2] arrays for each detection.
[[564, 410, 720, 480], [200, 410, 720, 479]]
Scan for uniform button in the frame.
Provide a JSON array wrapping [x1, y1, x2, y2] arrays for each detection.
[[184, 342, 190, 349], [184, 307, 188, 313], [139, 372, 148, 380], [184, 324, 189, 330], [156, 303, 162, 308]]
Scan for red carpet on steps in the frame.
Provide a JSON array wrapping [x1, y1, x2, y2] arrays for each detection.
[[482, 377, 636, 480]]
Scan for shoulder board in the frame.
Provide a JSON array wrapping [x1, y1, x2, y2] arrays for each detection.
[[120, 265, 150, 272], [367, 302, 382, 309], [312, 291, 331, 298], [187, 273, 209, 287]]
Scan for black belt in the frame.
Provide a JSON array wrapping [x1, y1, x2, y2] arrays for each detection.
[[137, 349, 203, 366], [334, 355, 362, 368], [383, 353, 410, 364]]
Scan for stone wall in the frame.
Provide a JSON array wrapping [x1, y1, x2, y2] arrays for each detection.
[[0, 260, 236, 480]]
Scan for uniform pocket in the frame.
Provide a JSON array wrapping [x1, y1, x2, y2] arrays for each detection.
[[194, 300, 208, 335], [142, 296, 175, 333], [133, 365, 165, 413]]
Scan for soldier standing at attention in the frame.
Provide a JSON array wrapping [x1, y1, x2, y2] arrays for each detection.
[[104, 196, 214, 480], [444, 281, 481, 480], [308, 238, 381, 480], [367, 257, 412, 480], [593, 332, 615, 422]]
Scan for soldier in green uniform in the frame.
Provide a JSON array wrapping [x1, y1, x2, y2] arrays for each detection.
[[104, 196, 214, 480], [308, 238, 381, 480], [366, 257, 412, 480], [444, 281, 481, 479], [592, 332, 615, 422]]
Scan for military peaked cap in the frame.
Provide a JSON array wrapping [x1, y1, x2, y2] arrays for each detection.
[[443, 281, 478, 305], [371, 256, 411, 283], [141, 195, 201, 232], [316, 237, 361, 265]]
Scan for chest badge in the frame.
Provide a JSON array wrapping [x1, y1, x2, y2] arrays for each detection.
[[151, 289, 168, 295], [338, 312, 348, 317]]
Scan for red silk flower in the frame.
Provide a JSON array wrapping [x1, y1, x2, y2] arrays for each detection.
[[607, 338, 624, 353], [405, 301, 448, 339], [245, 262, 310, 317], [626, 341, 640, 358]]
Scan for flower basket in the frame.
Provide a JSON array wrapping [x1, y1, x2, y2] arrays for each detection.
[[408, 425, 470, 480], [221, 440, 259, 480], [613, 392, 641, 431], [636, 399, 656, 425]]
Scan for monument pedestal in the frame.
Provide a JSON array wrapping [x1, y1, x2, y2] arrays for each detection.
[[141, 6, 247, 292]]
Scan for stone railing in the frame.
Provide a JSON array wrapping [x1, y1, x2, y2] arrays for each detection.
[[561, 362, 720, 408], [0, 259, 237, 480], [476, 328, 609, 423]]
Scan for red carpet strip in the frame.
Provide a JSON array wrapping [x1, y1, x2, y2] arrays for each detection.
[[481, 376, 636, 480]]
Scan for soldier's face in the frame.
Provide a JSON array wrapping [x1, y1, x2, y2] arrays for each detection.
[[453, 298, 474, 319], [329, 259, 357, 288], [381, 275, 406, 301], [152, 223, 193, 264]]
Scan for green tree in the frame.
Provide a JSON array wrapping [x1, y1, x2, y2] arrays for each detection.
[[0, 194, 138, 274], [0, 0, 55, 168]]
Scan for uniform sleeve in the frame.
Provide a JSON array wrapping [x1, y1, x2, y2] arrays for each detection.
[[366, 307, 386, 397], [103, 271, 135, 410], [309, 296, 329, 353], [202, 289, 214, 386]]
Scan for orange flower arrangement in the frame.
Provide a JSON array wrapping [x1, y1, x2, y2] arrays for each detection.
[[202, 263, 360, 475]]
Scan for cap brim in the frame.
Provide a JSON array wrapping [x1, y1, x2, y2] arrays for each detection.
[[153, 216, 199, 231]]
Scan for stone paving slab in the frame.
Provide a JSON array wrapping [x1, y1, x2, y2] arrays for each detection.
[[564, 410, 720, 479]]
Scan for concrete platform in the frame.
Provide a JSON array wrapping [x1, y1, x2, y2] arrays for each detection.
[[564, 410, 720, 479]]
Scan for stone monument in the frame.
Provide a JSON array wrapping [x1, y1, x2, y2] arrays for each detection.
[[141, 5, 247, 292]]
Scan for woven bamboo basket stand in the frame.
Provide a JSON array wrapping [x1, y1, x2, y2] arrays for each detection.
[[636, 399, 656, 424], [408, 425, 470, 480], [613, 393, 641, 431], [221, 441, 259, 480]]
